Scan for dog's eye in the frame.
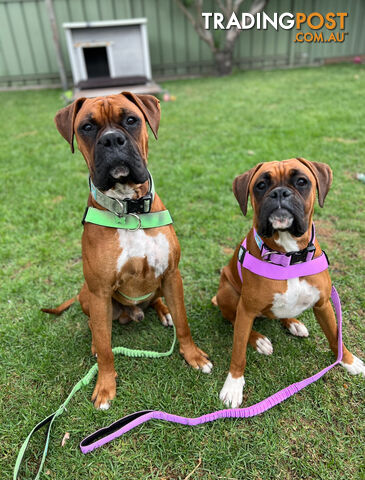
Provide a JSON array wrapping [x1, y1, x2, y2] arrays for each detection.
[[82, 123, 93, 132], [256, 181, 266, 190], [126, 116, 137, 125], [296, 177, 308, 187]]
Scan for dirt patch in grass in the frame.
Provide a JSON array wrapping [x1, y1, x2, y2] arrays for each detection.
[[315, 218, 338, 248], [315, 218, 347, 274], [221, 245, 235, 256], [10, 261, 33, 279], [68, 255, 82, 267], [323, 137, 359, 144]]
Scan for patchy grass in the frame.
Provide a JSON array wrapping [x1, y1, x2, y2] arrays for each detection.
[[1, 64, 364, 480]]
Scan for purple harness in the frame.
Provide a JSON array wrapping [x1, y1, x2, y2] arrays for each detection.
[[80, 226, 343, 454], [237, 225, 328, 281]]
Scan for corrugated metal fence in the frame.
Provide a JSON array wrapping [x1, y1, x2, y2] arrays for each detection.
[[0, 0, 364, 88]]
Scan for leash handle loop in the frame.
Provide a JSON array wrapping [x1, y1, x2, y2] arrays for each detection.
[[13, 325, 176, 480], [80, 286, 343, 453]]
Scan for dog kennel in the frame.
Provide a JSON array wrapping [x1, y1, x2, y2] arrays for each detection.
[[63, 18, 161, 97]]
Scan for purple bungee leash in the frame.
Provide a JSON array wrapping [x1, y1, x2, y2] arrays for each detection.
[[80, 239, 343, 454]]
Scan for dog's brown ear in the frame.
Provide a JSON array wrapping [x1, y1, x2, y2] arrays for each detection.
[[122, 92, 160, 140], [54, 98, 86, 153], [233, 163, 263, 216], [296, 158, 333, 207]]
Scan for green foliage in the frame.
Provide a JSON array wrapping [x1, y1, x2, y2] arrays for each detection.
[[1, 64, 364, 479]]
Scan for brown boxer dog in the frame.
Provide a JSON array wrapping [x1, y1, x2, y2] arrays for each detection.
[[213, 158, 364, 408], [43, 93, 212, 409]]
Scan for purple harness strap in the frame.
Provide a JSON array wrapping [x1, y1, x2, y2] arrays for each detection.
[[237, 237, 329, 282], [254, 225, 316, 267], [81, 237, 343, 453]]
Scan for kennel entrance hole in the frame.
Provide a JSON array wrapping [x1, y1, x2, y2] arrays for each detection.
[[83, 46, 110, 79]]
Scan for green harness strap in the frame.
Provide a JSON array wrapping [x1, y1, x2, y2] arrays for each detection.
[[83, 206, 173, 230], [117, 290, 154, 303], [13, 325, 176, 480]]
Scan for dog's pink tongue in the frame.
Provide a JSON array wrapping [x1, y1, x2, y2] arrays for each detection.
[[269, 210, 294, 230], [272, 217, 292, 229], [111, 166, 130, 179]]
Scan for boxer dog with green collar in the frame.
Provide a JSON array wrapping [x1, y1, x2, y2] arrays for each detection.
[[212, 158, 364, 408], [43, 93, 212, 409]]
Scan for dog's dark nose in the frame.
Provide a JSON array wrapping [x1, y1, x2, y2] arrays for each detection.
[[269, 187, 292, 200], [98, 131, 126, 148]]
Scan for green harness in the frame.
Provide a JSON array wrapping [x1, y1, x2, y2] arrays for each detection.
[[83, 206, 173, 230]]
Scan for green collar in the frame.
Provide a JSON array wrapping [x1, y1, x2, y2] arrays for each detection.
[[83, 171, 173, 230]]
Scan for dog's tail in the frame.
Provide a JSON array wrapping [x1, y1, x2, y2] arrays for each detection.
[[41, 295, 78, 316]]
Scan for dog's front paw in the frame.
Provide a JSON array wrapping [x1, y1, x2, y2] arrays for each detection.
[[219, 373, 245, 408], [91, 372, 117, 410], [341, 355, 365, 376], [181, 343, 213, 373]]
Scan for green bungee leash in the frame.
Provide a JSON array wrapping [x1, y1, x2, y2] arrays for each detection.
[[13, 325, 176, 480], [14, 170, 176, 478]]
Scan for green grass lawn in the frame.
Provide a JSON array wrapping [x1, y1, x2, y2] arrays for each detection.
[[1, 64, 364, 480]]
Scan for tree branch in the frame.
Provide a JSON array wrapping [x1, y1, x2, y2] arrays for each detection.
[[233, 0, 245, 14], [225, 0, 269, 47], [174, 0, 217, 51], [249, 0, 268, 16], [175, 0, 269, 55]]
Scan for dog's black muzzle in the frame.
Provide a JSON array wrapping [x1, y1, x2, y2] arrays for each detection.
[[257, 186, 307, 238], [92, 130, 148, 190]]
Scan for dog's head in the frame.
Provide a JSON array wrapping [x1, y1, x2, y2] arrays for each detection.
[[233, 158, 332, 238], [54, 92, 160, 191]]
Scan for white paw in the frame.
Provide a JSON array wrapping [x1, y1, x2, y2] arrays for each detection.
[[256, 336, 273, 355], [219, 373, 245, 408], [288, 322, 309, 337], [341, 355, 365, 376], [161, 313, 173, 327], [201, 361, 213, 374], [98, 402, 110, 411]]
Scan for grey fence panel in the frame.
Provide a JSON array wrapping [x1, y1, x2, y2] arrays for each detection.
[[0, 0, 363, 88]]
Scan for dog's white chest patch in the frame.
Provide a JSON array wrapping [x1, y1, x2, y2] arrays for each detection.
[[271, 278, 320, 319], [117, 229, 170, 278]]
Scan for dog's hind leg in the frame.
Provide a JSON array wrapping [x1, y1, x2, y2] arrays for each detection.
[[78, 283, 98, 356], [280, 317, 309, 337], [78, 282, 90, 316], [215, 267, 240, 324], [248, 330, 273, 355], [152, 297, 173, 327]]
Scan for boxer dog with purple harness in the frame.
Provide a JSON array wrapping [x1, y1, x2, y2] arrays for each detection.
[[77, 157, 363, 454], [213, 158, 365, 408]]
